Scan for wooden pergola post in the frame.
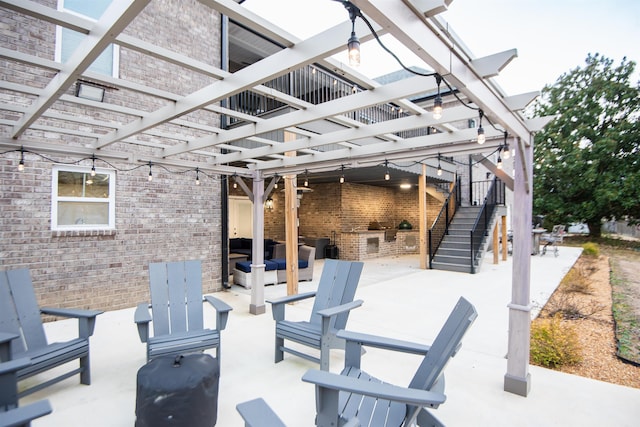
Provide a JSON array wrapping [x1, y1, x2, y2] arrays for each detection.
[[419, 164, 428, 269], [284, 131, 299, 295]]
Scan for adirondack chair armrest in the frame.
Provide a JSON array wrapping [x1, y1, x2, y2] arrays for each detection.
[[134, 303, 152, 343], [204, 295, 233, 331], [0, 399, 52, 426], [302, 369, 446, 408], [0, 333, 19, 362], [337, 330, 431, 355], [40, 307, 103, 338], [236, 398, 287, 427], [267, 291, 317, 321], [316, 299, 363, 319], [0, 357, 32, 375]]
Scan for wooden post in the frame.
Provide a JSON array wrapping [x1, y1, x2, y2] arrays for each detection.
[[502, 215, 508, 261], [493, 222, 499, 264], [419, 164, 427, 269], [284, 131, 299, 296]]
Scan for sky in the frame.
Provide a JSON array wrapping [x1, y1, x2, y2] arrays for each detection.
[[242, 0, 640, 96]]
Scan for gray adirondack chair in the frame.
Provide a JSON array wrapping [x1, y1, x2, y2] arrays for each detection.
[[302, 296, 478, 427], [0, 352, 52, 427], [0, 269, 103, 398], [267, 259, 364, 371], [134, 260, 233, 362]]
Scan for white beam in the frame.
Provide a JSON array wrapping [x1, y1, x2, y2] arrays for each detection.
[[470, 49, 518, 78], [504, 91, 539, 111], [10, 0, 151, 139]]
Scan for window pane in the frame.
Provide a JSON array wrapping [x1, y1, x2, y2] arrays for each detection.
[[61, 28, 113, 75], [64, 0, 112, 19], [57, 201, 109, 226], [57, 171, 110, 198]]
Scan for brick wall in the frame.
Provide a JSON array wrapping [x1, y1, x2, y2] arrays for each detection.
[[0, 0, 223, 311]]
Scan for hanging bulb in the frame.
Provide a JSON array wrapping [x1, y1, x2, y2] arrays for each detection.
[[497, 155, 503, 169], [195, 168, 200, 186], [18, 147, 25, 172], [433, 96, 443, 120], [347, 31, 360, 67], [233, 181, 237, 189], [384, 161, 390, 181], [503, 145, 511, 160], [345, 2, 361, 67], [340, 175, 345, 184], [304, 170, 309, 187], [433, 74, 443, 119], [437, 158, 442, 176], [148, 170, 153, 182], [477, 110, 486, 144]]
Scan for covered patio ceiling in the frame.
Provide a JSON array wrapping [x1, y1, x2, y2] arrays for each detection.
[[0, 0, 541, 180]]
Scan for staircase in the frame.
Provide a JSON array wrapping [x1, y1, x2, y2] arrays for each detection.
[[431, 206, 483, 273]]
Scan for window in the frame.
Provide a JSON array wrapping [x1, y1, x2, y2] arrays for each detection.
[[56, 0, 118, 77], [51, 165, 116, 230]]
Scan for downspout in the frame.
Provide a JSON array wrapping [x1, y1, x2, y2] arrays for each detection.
[[220, 12, 230, 288]]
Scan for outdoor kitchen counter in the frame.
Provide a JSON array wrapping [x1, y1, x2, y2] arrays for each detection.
[[339, 230, 419, 260]]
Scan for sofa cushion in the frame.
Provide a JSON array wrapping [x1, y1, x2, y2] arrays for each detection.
[[235, 260, 279, 273], [270, 258, 309, 270]]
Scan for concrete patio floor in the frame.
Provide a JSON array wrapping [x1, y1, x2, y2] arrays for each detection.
[[20, 247, 640, 426]]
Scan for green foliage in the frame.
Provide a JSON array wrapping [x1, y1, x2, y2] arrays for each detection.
[[530, 313, 582, 368], [532, 54, 640, 238], [582, 242, 600, 257]]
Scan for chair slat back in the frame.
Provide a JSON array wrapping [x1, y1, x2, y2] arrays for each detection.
[[310, 260, 364, 329], [409, 297, 477, 391], [0, 269, 48, 355], [149, 261, 204, 337]]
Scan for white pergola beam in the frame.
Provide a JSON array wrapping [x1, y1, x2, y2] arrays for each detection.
[[470, 49, 518, 78], [10, 0, 151, 139], [504, 91, 540, 111]]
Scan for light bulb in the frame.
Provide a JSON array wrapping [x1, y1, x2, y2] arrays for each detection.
[[503, 147, 510, 160], [18, 161, 24, 172], [340, 175, 345, 184], [384, 171, 390, 181], [477, 126, 486, 144], [347, 32, 360, 67], [148, 172, 153, 182], [433, 96, 443, 120], [437, 164, 442, 176], [497, 156, 503, 169]]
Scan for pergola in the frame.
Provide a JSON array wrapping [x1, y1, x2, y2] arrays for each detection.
[[0, 0, 550, 396]]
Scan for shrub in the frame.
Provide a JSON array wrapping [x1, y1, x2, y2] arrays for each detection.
[[530, 313, 582, 368], [582, 242, 599, 257], [560, 267, 593, 294]]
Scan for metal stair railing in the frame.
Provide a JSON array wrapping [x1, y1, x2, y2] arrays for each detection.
[[428, 179, 458, 268], [469, 177, 505, 273]]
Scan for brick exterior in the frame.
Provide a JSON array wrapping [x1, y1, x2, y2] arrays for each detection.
[[0, 0, 223, 311]]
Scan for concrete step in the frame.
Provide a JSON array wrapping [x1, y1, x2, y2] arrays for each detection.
[[439, 242, 470, 251], [432, 254, 472, 265], [436, 247, 471, 257]]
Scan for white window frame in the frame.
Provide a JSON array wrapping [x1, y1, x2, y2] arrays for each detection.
[[55, 0, 120, 78], [51, 165, 116, 231]]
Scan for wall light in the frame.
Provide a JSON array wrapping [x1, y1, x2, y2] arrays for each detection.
[[75, 81, 105, 102]]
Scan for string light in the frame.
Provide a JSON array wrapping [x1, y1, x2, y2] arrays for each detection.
[[232, 174, 237, 189], [90, 154, 96, 176], [304, 169, 309, 187], [147, 161, 153, 182], [18, 146, 24, 172], [477, 110, 486, 144], [433, 74, 443, 119], [274, 174, 279, 189], [339, 165, 345, 184], [497, 155, 503, 169], [195, 168, 200, 185], [437, 155, 443, 176], [502, 132, 511, 159], [343, 1, 361, 67], [384, 160, 390, 180]]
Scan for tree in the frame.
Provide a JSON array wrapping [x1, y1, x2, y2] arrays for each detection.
[[533, 54, 640, 237]]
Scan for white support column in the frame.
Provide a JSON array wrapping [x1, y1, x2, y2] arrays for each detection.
[[250, 171, 266, 315], [504, 136, 534, 396]]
